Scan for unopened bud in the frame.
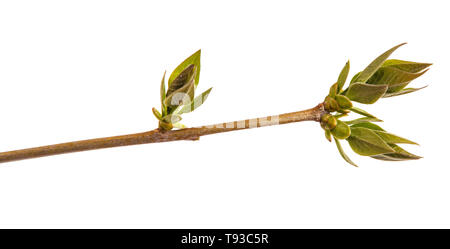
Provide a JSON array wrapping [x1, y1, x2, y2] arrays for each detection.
[[331, 120, 351, 139], [335, 95, 353, 110], [327, 116, 337, 130], [324, 96, 339, 112]]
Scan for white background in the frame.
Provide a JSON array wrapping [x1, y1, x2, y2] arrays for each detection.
[[0, 0, 448, 228]]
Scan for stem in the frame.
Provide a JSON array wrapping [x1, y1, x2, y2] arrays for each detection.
[[0, 103, 325, 163]]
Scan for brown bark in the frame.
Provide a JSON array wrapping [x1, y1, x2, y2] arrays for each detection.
[[0, 103, 325, 163]]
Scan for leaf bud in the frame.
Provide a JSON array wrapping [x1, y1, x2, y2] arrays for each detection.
[[320, 114, 331, 129], [329, 83, 338, 98], [335, 95, 353, 110], [331, 120, 351, 139], [324, 96, 339, 112], [327, 115, 337, 130]]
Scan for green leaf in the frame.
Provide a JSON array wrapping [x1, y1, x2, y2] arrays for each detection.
[[334, 138, 358, 167], [371, 144, 422, 161], [174, 87, 212, 115], [349, 107, 378, 119], [355, 43, 406, 83], [162, 114, 182, 124], [383, 86, 427, 98], [366, 66, 428, 92], [350, 121, 384, 131], [335, 95, 352, 109], [152, 107, 163, 121], [350, 72, 361, 84], [168, 49, 201, 88], [166, 64, 196, 97], [337, 61, 350, 93], [334, 113, 348, 119], [346, 83, 388, 104], [325, 129, 332, 142], [382, 59, 432, 73], [350, 107, 379, 119], [165, 68, 196, 108], [331, 120, 351, 139], [350, 123, 418, 145], [372, 131, 418, 145], [329, 83, 338, 98], [346, 127, 395, 156], [160, 71, 167, 116]]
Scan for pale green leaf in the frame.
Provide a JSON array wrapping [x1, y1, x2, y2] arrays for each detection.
[[346, 127, 395, 156], [335, 95, 352, 109], [349, 107, 378, 119], [174, 87, 212, 115], [152, 107, 163, 121], [371, 144, 422, 161], [160, 71, 167, 116], [329, 83, 338, 98], [346, 83, 388, 104], [373, 131, 418, 145], [366, 66, 428, 92], [383, 86, 427, 98], [355, 43, 406, 83], [166, 64, 196, 97], [165, 70, 196, 108], [350, 72, 361, 84], [325, 129, 332, 142], [337, 61, 350, 93], [334, 113, 348, 119], [162, 114, 182, 124], [335, 138, 358, 167], [382, 59, 432, 73], [168, 49, 201, 87], [350, 121, 384, 131]]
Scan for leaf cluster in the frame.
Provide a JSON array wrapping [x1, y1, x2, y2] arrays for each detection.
[[152, 50, 212, 130], [322, 43, 429, 166]]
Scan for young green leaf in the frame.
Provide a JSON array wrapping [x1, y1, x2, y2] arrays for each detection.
[[335, 95, 352, 109], [349, 107, 378, 118], [152, 107, 163, 121], [383, 86, 427, 98], [160, 71, 167, 116], [168, 50, 201, 87], [371, 144, 422, 161], [350, 121, 384, 131], [325, 129, 332, 142], [334, 113, 348, 119], [346, 83, 388, 104], [329, 83, 338, 98], [331, 120, 351, 139], [166, 64, 196, 97], [334, 138, 358, 167], [162, 114, 182, 124], [385, 82, 412, 94], [372, 131, 418, 145], [336, 61, 350, 93], [354, 43, 406, 83], [174, 87, 212, 115], [366, 67, 428, 92], [350, 72, 361, 84], [382, 59, 432, 73], [165, 69, 196, 108], [346, 127, 395, 156]]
